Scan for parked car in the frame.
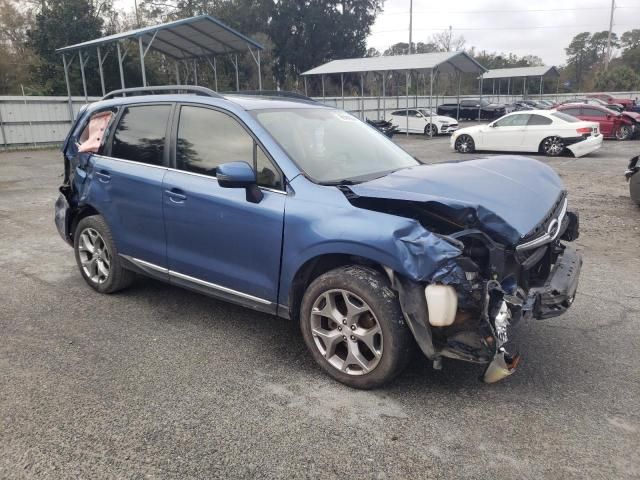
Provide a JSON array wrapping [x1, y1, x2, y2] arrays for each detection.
[[555, 97, 625, 113], [521, 99, 550, 109], [625, 155, 640, 205], [587, 93, 639, 112], [366, 118, 399, 138], [555, 103, 634, 140], [55, 86, 582, 388], [508, 101, 534, 112], [451, 110, 602, 157], [387, 108, 458, 135], [437, 99, 507, 121]]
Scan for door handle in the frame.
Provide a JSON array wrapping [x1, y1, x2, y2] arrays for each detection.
[[165, 189, 187, 203], [95, 170, 111, 183]]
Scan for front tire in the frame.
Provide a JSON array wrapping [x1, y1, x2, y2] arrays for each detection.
[[424, 124, 438, 137], [541, 136, 565, 156], [74, 215, 135, 294], [616, 125, 632, 140], [454, 134, 475, 153], [299, 266, 412, 389]]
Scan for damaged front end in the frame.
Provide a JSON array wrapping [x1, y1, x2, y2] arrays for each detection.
[[345, 157, 583, 383]]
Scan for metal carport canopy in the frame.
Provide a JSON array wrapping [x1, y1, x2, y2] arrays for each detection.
[[301, 51, 486, 76], [482, 66, 560, 80], [55, 15, 264, 117], [481, 66, 560, 100], [56, 15, 263, 59], [301, 51, 487, 136]]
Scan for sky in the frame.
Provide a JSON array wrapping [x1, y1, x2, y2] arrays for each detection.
[[113, 0, 640, 67]]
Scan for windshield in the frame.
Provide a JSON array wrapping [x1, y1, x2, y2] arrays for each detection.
[[253, 108, 419, 184]]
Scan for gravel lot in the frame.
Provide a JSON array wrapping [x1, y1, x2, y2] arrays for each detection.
[[1, 133, 639, 479]]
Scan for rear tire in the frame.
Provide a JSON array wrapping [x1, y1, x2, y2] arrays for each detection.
[[74, 215, 135, 294], [540, 136, 565, 156], [454, 134, 475, 153], [299, 266, 412, 389], [616, 125, 632, 140]]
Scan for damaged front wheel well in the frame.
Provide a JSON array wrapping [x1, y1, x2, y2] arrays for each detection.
[[288, 254, 386, 323]]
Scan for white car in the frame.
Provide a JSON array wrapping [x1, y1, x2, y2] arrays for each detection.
[[450, 110, 603, 157], [388, 108, 458, 136]]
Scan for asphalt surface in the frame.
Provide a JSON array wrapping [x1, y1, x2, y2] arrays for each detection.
[[1, 134, 639, 479]]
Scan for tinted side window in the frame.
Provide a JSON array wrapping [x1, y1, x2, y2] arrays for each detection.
[[111, 105, 171, 165], [527, 114, 552, 126], [583, 107, 606, 117], [177, 106, 283, 189], [391, 110, 406, 116], [561, 107, 581, 117]]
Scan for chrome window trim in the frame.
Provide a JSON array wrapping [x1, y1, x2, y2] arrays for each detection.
[[516, 198, 568, 251], [91, 154, 287, 195], [123, 255, 273, 305]]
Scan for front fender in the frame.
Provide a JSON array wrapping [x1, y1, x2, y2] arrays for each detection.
[[278, 188, 462, 307]]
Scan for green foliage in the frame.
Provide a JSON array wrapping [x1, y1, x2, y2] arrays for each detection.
[[593, 65, 640, 91]]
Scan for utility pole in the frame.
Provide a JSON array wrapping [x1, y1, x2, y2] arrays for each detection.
[[605, 0, 615, 70], [408, 0, 413, 54]]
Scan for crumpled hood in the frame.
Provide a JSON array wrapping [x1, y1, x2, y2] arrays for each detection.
[[349, 156, 565, 245]]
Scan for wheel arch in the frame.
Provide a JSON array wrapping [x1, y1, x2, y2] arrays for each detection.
[[69, 203, 102, 243], [286, 253, 389, 322]]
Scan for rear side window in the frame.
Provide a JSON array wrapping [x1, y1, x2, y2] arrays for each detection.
[[527, 114, 552, 126], [391, 110, 406, 116], [583, 107, 606, 117], [110, 105, 172, 166], [560, 107, 581, 117], [551, 112, 580, 123]]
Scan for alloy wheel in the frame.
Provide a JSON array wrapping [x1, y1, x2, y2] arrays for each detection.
[[616, 125, 631, 140], [425, 124, 437, 137], [78, 228, 111, 284], [310, 289, 383, 375], [455, 135, 473, 153], [542, 137, 564, 156]]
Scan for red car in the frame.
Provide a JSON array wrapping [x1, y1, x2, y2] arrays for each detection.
[[555, 103, 634, 140], [587, 93, 638, 112]]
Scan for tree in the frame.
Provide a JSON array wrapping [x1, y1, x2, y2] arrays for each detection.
[[621, 29, 640, 50], [593, 65, 640, 91], [0, 0, 35, 94], [565, 32, 592, 90]]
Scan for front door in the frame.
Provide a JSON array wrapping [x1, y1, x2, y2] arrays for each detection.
[[485, 113, 530, 150], [162, 105, 286, 311]]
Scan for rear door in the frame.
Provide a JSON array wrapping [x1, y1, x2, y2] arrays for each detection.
[[581, 107, 612, 136], [88, 103, 173, 270], [162, 104, 286, 310]]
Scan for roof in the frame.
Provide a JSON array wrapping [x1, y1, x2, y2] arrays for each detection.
[[301, 51, 487, 76], [56, 15, 263, 59], [482, 66, 560, 80]]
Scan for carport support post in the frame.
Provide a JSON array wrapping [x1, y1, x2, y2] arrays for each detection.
[[477, 75, 483, 121], [429, 69, 434, 138], [382, 72, 386, 119], [234, 54, 239, 91], [539, 75, 543, 97], [341, 74, 344, 109], [360, 73, 364, 119], [175, 62, 180, 84], [117, 43, 126, 90], [507, 77, 511, 101], [214, 57, 218, 91], [523, 76, 527, 99], [556, 77, 560, 102], [78, 50, 88, 102], [138, 37, 147, 87], [257, 50, 262, 91], [405, 71, 409, 136], [97, 47, 106, 96], [321, 75, 325, 103], [193, 60, 198, 85], [304, 76, 308, 96], [456, 71, 461, 121], [62, 53, 74, 121]]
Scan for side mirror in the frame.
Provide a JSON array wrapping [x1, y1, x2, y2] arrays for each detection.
[[217, 161, 263, 203], [489, 122, 496, 127], [415, 113, 423, 118]]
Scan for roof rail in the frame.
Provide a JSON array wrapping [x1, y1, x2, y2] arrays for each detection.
[[226, 90, 318, 103], [102, 85, 224, 100]]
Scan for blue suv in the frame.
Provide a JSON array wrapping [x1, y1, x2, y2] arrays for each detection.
[[56, 86, 582, 388]]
